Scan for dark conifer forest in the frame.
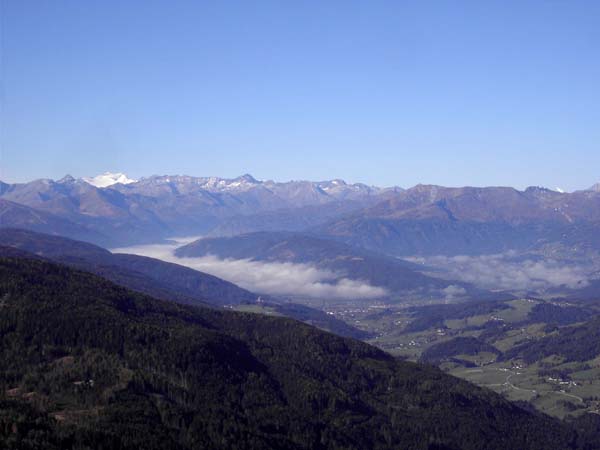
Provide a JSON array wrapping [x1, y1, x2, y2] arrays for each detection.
[[0, 256, 598, 449]]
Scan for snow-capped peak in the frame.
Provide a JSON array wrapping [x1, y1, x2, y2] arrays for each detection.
[[82, 172, 137, 188]]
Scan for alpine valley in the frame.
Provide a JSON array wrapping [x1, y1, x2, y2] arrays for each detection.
[[2, 172, 600, 449]]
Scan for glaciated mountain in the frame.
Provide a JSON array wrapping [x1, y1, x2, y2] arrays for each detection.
[[82, 171, 137, 187], [113, 173, 392, 204]]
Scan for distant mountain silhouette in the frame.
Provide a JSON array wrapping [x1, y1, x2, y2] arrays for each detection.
[[318, 184, 600, 256]]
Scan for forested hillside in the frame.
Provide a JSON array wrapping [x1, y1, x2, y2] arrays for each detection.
[[0, 229, 367, 338], [0, 257, 596, 449]]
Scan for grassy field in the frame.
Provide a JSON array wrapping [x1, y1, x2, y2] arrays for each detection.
[[347, 298, 600, 418]]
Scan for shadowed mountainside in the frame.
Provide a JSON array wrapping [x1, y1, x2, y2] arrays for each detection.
[[0, 228, 256, 307], [0, 228, 367, 339]]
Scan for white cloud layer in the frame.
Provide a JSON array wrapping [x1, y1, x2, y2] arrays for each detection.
[[442, 285, 468, 300], [412, 253, 590, 292], [112, 241, 387, 300]]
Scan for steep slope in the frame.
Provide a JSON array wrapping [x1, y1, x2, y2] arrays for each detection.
[[176, 232, 501, 302], [0, 228, 256, 307], [0, 229, 367, 338], [0, 256, 592, 449]]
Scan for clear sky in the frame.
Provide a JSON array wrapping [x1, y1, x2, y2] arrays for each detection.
[[1, 1, 599, 190]]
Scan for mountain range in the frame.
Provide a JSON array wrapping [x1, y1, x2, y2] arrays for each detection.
[[1, 173, 599, 298], [319, 184, 600, 257], [0, 174, 400, 246], [1, 174, 598, 253]]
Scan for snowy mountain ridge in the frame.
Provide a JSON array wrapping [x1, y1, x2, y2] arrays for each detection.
[[82, 172, 137, 188]]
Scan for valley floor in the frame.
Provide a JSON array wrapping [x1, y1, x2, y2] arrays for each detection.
[[257, 297, 600, 420]]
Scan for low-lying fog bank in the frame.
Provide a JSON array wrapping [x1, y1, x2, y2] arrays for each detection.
[[112, 240, 387, 300]]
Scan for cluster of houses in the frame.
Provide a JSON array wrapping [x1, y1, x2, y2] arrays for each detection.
[[547, 376, 578, 387]]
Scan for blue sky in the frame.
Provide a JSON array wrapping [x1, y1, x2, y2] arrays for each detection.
[[1, 1, 599, 190]]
